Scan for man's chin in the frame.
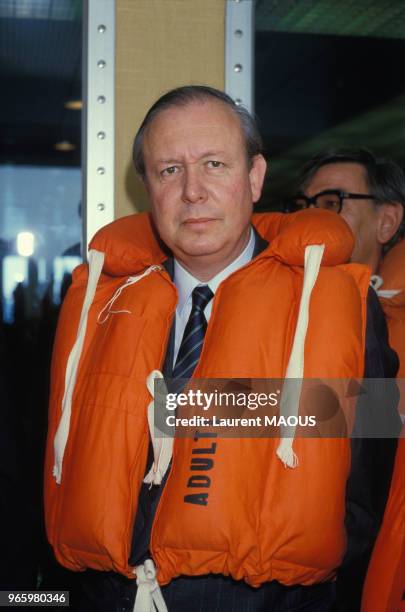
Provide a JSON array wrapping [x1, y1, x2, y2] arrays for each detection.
[[173, 239, 223, 260]]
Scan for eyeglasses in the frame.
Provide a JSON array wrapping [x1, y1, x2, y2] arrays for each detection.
[[286, 190, 378, 214]]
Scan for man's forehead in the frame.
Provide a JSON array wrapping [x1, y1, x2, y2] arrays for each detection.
[[308, 162, 369, 189], [143, 99, 244, 161], [145, 100, 241, 138]]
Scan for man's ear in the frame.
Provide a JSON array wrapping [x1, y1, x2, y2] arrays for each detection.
[[376, 202, 404, 245], [249, 154, 267, 203]]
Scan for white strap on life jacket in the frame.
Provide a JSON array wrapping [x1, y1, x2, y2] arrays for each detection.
[[370, 274, 401, 299], [53, 254, 162, 484], [143, 370, 174, 486], [133, 559, 168, 612], [276, 244, 325, 468], [53, 248, 104, 484]]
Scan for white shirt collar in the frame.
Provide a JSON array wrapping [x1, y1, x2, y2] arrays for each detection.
[[174, 227, 255, 314]]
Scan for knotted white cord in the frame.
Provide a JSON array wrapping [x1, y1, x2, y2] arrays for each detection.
[[133, 559, 168, 612], [98, 265, 163, 324]]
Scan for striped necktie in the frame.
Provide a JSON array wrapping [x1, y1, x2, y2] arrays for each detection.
[[172, 285, 214, 381]]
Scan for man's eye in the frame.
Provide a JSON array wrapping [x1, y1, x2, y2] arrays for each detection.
[[324, 199, 339, 209], [161, 166, 178, 176], [206, 160, 224, 169]]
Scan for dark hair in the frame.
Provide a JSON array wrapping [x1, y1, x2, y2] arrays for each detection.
[[297, 147, 405, 247], [132, 85, 263, 178]]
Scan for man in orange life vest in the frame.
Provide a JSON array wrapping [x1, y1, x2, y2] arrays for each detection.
[[45, 90, 400, 612], [292, 148, 405, 611]]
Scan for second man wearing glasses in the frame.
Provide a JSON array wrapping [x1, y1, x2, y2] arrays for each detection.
[[290, 148, 405, 273]]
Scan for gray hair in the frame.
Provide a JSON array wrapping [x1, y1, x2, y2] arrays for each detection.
[[132, 85, 263, 178]]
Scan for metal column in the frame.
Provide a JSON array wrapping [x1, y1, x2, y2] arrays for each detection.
[[82, 0, 115, 251], [225, 0, 255, 113]]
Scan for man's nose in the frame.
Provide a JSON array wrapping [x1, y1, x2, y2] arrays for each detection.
[[181, 166, 207, 204]]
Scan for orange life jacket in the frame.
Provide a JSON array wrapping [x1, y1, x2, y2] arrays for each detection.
[[361, 434, 405, 612], [44, 209, 369, 586]]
